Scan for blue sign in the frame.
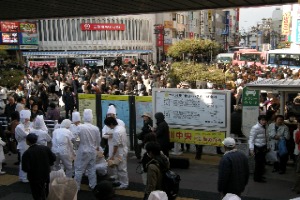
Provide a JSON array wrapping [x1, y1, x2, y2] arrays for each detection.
[[296, 19, 300, 44], [20, 33, 38, 45], [101, 95, 130, 134]]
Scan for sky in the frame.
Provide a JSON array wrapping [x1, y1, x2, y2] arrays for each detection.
[[239, 5, 282, 32]]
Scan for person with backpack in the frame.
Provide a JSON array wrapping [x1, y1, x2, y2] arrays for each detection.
[[143, 142, 170, 200]]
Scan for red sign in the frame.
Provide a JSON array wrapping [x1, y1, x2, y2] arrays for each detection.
[[1, 22, 19, 32], [28, 61, 56, 68], [157, 33, 164, 47], [80, 23, 125, 31], [189, 32, 194, 38]]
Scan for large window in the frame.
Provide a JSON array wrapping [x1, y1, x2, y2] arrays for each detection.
[[239, 53, 261, 62], [269, 53, 300, 66]]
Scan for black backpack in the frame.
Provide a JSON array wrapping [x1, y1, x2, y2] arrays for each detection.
[[161, 169, 181, 200]]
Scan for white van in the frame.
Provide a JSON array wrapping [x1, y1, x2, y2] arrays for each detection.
[[215, 53, 234, 64]]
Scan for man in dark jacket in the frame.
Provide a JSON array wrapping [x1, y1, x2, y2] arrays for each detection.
[[22, 133, 56, 200], [62, 86, 76, 120], [153, 112, 170, 157], [135, 112, 153, 159], [218, 137, 249, 198], [4, 96, 16, 121]]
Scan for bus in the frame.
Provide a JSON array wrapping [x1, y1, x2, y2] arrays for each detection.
[[266, 49, 300, 70], [232, 49, 264, 67], [215, 53, 234, 64]]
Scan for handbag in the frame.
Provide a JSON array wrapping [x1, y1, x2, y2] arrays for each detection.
[[278, 138, 288, 157]]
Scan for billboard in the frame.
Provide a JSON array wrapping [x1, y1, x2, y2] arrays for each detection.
[[20, 33, 38, 44], [282, 12, 291, 35], [0, 22, 19, 32], [19, 22, 37, 33], [296, 19, 300, 44], [1, 32, 18, 44], [80, 23, 125, 31]]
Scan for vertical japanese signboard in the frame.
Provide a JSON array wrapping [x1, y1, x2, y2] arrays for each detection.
[[281, 12, 291, 35], [242, 87, 260, 137]]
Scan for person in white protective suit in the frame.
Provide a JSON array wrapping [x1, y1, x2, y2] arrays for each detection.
[[52, 119, 76, 178], [74, 109, 100, 190], [104, 117, 128, 189], [30, 115, 48, 132], [70, 111, 81, 150], [15, 109, 31, 182], [102, 105, 125, 180], [30, 115, 52, 146]]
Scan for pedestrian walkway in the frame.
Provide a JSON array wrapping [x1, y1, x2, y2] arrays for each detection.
[[1, 152, 300, 200]]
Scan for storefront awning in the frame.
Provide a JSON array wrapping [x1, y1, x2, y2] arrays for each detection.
[[23, 50, 152, 58]]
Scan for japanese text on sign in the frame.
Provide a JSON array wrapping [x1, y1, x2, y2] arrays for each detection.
[[170, 128, 225, 146]]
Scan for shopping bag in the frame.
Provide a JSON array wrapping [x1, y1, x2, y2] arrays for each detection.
[[278, 138, 288, 157]]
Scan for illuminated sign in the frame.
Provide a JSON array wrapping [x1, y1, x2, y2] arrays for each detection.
[[80, 23, 125, 31]]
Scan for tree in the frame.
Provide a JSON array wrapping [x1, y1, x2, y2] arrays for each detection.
[[0, 69, 24, 89], [167, 62, 232, 88], [167, 39, 220, 64]]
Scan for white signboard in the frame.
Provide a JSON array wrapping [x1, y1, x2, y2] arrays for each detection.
[[242, 106, 259, 138], [153, 88, 231, 132]]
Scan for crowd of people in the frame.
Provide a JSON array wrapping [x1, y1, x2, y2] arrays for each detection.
[[1, 60, 300, 200]]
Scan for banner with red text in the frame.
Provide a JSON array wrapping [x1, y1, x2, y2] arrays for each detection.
[[28, 61, 57, 68], [170, 128, 225, 146], [81, 23, 125, 31], [0, 22, 19, 32]]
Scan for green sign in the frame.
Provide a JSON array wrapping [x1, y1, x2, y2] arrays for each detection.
[[242, 87, 259, 106]]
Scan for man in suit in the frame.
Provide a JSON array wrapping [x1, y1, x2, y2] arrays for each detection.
[[22, 133, 56, 200]]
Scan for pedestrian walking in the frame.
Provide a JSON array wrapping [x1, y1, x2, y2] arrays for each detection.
[[22, 133, 56, 200], [249, 115, 269, 182], [218, 137, 249, 199], [74, 109, 100, 190]]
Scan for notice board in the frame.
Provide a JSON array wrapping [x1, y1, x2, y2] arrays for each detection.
[[152, 88, 231, 146]]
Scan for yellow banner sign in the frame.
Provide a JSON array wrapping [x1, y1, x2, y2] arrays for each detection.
[[282, 12, 291, 35], [78, 94, 96, 100], [135, 96, 152, 102], [170, 128, 225, 146], [101, 94, 129, 101]]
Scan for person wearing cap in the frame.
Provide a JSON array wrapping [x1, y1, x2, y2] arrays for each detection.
[[218, 137, 249, 198], [69, 111, 81, 136], [22, 133, 56, 200], [135, 112, 153, 160], [249, 115, 269, 182], [30, 115, 51, 146], [104, 117, 128, 189], [15, 109, 32, 183], [74, 109, 100, 190], [51, 119, 76, 178], [102, 104, 125, 158]]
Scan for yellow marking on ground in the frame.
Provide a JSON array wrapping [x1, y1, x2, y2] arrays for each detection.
[[115, 190, 198, 200], [0, 174, 19, 185]]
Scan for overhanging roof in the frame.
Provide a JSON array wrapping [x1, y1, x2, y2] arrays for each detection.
[[22, 50, 152, 58], [0, 0, 296, 20], [246, 78, 300, 92]]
